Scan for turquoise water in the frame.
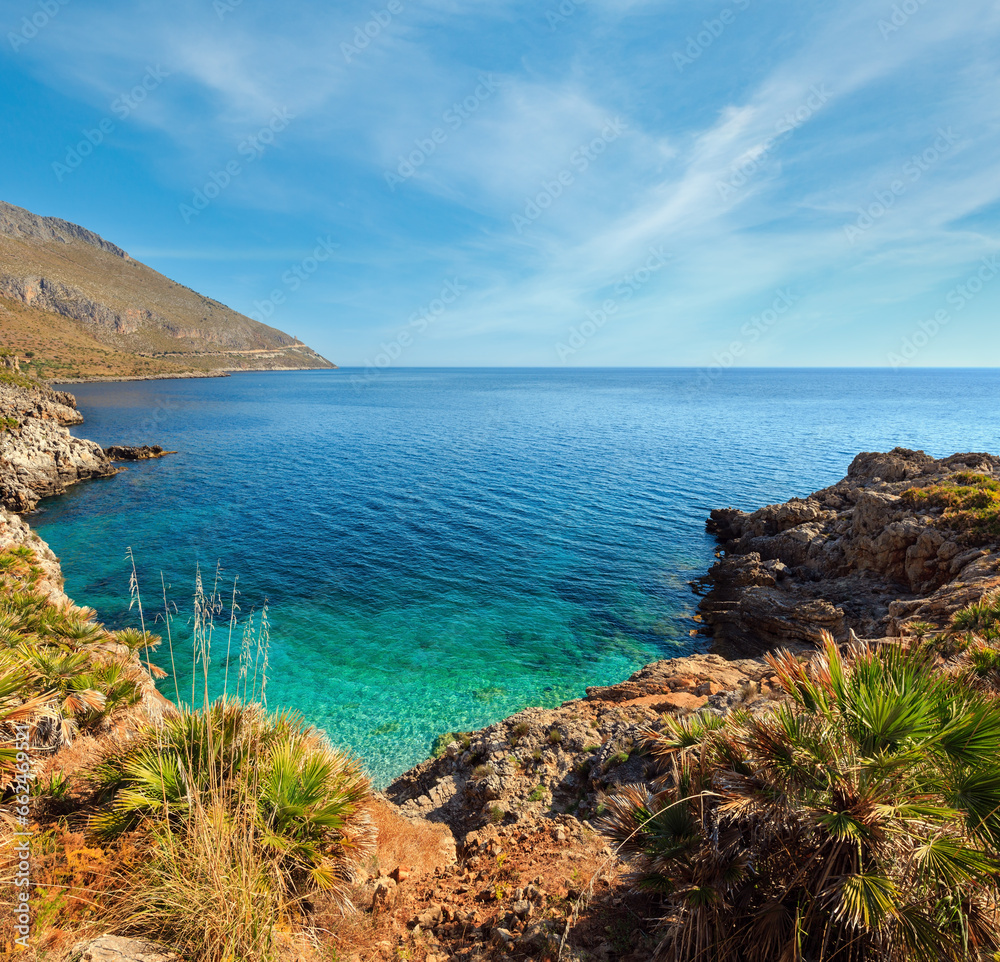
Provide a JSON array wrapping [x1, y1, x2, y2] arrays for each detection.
[[34, 368, 1000, 786]]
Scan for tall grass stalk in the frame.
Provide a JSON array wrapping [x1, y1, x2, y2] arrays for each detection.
[[94, 561, 373, 962]]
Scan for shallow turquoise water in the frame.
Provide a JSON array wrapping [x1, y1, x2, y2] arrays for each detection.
[[33, 368, 1000, 785]]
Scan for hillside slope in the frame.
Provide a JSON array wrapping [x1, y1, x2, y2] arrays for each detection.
[[0, 200, 334, 378]]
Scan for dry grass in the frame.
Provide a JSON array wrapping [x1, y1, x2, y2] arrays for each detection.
[[76, 566, 376, 962], [366, 799, 454, 881], [113, 802, 290, 962], [902, 472, 1000, 545]]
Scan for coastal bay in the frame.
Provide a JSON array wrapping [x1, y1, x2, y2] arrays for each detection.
[[29, 366, 1000, 785]]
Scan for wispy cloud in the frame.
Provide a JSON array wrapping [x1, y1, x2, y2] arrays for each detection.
[[3, 0, 999, 365]]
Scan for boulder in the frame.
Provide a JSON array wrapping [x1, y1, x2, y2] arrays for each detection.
[[70, 936, 180, 962]]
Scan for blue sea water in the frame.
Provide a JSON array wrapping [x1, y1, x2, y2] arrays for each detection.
[[33, 367, 1000, 786]]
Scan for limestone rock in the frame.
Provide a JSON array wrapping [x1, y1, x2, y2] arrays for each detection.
[[104, 444, 173, 461], [0, 379, 170, 512], [0, 380, 120, 511], [70, 935, 179, 962], [701, 449, 1000, 652]]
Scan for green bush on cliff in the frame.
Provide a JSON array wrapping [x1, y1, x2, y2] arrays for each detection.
[[599, 635, 1000, 962], [901, 472, 1000, 544], [0, 548, 157, 787], [88, 699, 374, 961]]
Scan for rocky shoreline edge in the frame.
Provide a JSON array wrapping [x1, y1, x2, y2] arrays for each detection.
[[4, 374, 999, 961], [0, 375, 174, 512], [52, 364, 338, 384]]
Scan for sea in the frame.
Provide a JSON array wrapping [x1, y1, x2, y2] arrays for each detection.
[[34, 367, 1000, 786]]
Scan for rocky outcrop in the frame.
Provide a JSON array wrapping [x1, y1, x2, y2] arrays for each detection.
[[69, 936, 179, 962], [700, 448, 1000, 654], [0, 378, 174, 512], [387, 652, 772, 839], [0, 380, 120, 512], [104, 444, 173, 461], [0, 273, 169, 337]]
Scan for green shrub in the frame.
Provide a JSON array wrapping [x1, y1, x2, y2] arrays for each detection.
[[902, 473, 1000, 544], [969, 644, 1000, 678], [952, 594, 1000, 641], [88, 699, 374, 902], [600, 635, 1000, 962]]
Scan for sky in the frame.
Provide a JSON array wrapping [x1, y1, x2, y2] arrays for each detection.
[[1, 0, 999, 368]]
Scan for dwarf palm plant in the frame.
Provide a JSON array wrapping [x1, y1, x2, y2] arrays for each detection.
[[256, 727, 374, 901], [0, 657, 54, 788], [89, 699, 374, 906], [952, 593, 1000, 642], [600, 635, 1000, 962]]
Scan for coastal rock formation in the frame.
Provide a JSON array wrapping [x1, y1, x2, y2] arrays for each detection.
[[375, 651, 783, 961], [387, 652, 771, 837], [0, 378, 176, 512], [0, 379, 119, 512], [104, 444, 172, 461], [700, 447, 1000, 654]]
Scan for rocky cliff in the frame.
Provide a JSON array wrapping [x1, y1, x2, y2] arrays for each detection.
[[700, 447, 1000, 655], [0, 376, 120, 511]]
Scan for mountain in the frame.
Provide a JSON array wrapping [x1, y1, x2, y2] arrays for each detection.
[[0, 200, 334, 379]]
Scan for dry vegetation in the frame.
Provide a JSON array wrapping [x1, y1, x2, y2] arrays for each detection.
[[0, 297, 198, 381], [902, 472, 1000, 545], [600, 603, 1000, 962]]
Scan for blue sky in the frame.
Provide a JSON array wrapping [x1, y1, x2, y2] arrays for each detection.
[[1, 0, 999, 368]]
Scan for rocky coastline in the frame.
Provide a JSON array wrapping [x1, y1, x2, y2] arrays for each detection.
[[5, 377, 1000, 961], [0, 359, 178, 511], [698, 447, 1000, 656], [0, 378, 119, 512]]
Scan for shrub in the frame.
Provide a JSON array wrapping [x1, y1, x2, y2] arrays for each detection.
[[901, 473, 1000, 544], [600, 635, 1000, 962], [88, 700, 374, 905], [969, 644, 1000, 678], [509, 720, 530, 745], [0, 554, 153, 768], [952, 593, 1000, 641]]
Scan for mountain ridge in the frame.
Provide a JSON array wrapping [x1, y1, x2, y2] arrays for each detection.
[[0, 200, 335, 379]]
